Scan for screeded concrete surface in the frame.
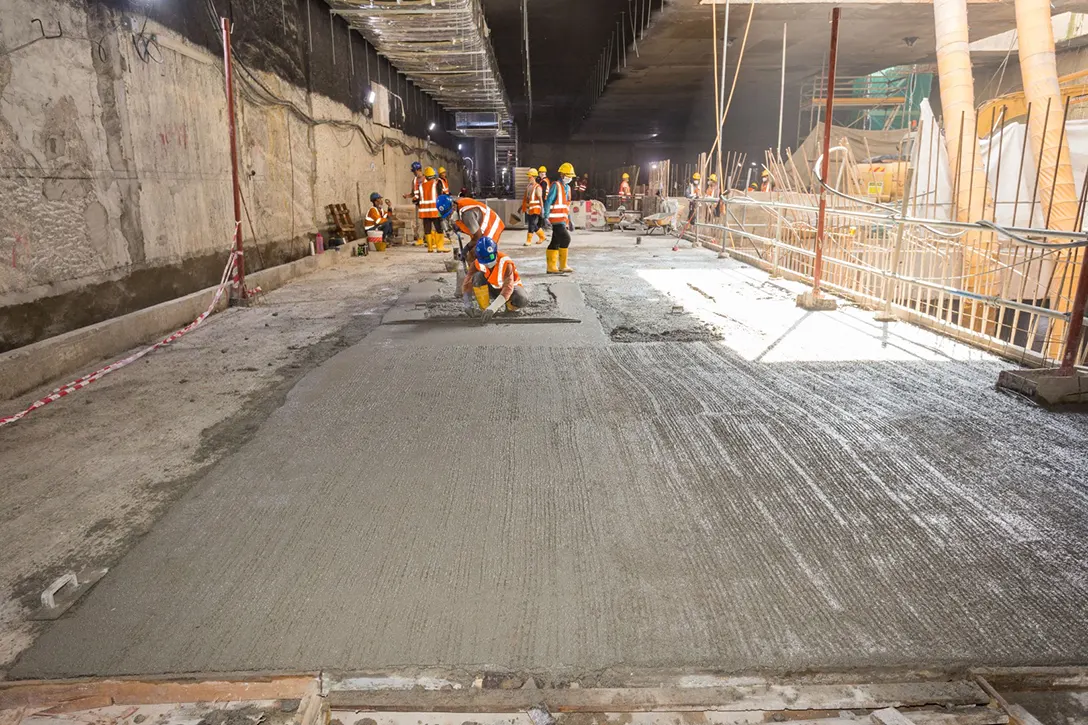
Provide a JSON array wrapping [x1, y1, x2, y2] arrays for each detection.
[[10, 232, 1088, 678]]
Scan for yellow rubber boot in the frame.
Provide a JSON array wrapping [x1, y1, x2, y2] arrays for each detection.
[[536, 229, 547, 244], [558, 248, 574, 273], [546, 249, 561, 274], [414, 229, 424, 246], [473, 285, 491, 311], [430, 232, 440, 253], [424, 232, 432, 253], [525, 232, 534, 247], [436, 233, 449, 253]]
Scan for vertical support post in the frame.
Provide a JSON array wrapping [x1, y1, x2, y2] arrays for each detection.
[[877, 169, 914, 321], [778, 23, 787, 153], [771, 213, 782, 277], [1061, 253, 1088, 372], [222, 16, 245, 301], [812, 7, 840, 297]]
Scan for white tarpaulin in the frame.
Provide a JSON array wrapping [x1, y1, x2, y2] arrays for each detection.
[[911, 98, 1088, 231]]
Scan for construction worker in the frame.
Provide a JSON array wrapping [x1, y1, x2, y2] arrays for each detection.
[[577, 173, 589, 201], [438, 194, 505, 245], [543, 162, 575, 274], [685, 171, 702, 228], [438, 166, 450, 195], [618, 172, 632, 200], [402, 161, 425, 245], [418, 167, 448, 253], [364, 192, 393, 246], [537, 166, 551, 202], [522, 168, 546, 246], [760, 169, 773, 192], [461, 236, 529, 321]]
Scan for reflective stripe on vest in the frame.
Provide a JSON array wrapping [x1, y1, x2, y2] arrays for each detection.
[[419, 179, 440, 218], [476, 253, 521, 290], [456, 198, 504, 239], [440, 177, 450, 195], [548, 182, 570, 224], [525, 182, 543, 215]]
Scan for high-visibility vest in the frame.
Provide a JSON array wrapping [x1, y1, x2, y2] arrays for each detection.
[[419, 179, 440, 218], [548, 181, 570, 224], [411, 176, 423, 203], [365, 206, 388, 227], [686, 183, 701, 198], [439, 176, 450, 195], [619, 181, 631, 196], [760, 180, 771, 192], [523, 181, 543, 215], [455, 198, 504, 239], [475, 252, 522, 290]]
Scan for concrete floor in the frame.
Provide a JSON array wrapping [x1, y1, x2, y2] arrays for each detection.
[[6, 232, 1088, 679]]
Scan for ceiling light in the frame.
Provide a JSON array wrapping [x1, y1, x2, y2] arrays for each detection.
[[429, 121, 437, 131], [367, 89, 377, 104]]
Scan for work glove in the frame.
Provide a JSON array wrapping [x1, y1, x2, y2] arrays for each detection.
[[481, 295, 506, 323], [463, 292, 481, 317]]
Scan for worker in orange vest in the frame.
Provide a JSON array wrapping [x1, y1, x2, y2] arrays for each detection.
[[618, 172, 632, 200], [402, 161, 425, 246], [685, 171, 702, 228], [418, 167, 447, 253], [438, 194, 506, 245], [543, 162, 576, 274], [522, 168, 545, 246], [438, 166, 451, 195], [760, 169, 773, 192], [461, 236, 529, 321]]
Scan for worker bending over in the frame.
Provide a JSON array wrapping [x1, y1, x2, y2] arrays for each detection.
[[418, 166, 448, 253], [438, 166, 451, 195], [522, 168, 545, 246], [403, 161, 425, 246], [437, 194, 505, 245], [364, 192, 393, 245], [618, 172, 632, 200], [543, 162, 576, 274], [462, 236, 529, 321]]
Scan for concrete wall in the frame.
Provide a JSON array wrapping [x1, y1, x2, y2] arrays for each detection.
[[0, 0, 460, 352]]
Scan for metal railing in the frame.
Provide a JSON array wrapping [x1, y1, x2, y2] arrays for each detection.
[[684, 192, 1088, 369]]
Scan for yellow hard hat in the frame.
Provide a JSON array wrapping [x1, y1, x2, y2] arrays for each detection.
[[538, 166, 548, 173], [692, 172, 701, 181], [527, 168, 539, 177], [558, 162, 575, 176], [761, 169, 770, 177], [424, 166, 436, 178], [438, 166, 447, 174], [709, 173, 718, 182], [622, 172, 630, 180]]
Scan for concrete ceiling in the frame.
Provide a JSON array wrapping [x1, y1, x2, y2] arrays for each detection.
[[483, 0, 1086, 152], [479, 0, 643, 140]]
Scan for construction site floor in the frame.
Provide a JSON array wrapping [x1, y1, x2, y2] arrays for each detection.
[[3, 232, 1088, 680]]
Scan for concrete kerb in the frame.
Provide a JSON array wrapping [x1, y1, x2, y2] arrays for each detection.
[[0, 250, 348, 402]]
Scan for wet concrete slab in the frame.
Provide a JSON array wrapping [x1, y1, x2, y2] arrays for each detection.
[[11, 233, 1088, 679]]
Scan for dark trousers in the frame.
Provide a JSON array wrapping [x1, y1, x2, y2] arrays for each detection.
[[422, 217, 440, 235], [526, 214, 542, 233], [471, 272, 529, 308], [547, 223, 571, 251], [377, 221, 393, 240]]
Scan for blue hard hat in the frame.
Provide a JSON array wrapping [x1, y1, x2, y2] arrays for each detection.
[[369, 192, 382, 203], [475, 236, 498, 265], [436, 194, 454, 218], [411, 161, 423, 172]]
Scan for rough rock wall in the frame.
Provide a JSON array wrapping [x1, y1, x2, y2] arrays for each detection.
[[0, 0, 460, 352]]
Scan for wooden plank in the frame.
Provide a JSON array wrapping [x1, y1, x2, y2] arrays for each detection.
[[969, 666, 1088, 690], [327, 682, 989, 713], [0, 675, 319, 710], [1006, 705, 1045, 725]]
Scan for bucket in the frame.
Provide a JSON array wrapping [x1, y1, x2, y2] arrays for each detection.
[[367, 229, 386, 252]]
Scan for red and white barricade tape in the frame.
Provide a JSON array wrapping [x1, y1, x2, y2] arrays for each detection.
[[0, 231, 244, 429]]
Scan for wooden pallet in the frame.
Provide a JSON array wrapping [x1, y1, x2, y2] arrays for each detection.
[[325, 203, 356, 241]]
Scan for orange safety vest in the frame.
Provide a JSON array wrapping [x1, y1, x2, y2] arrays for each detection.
[[475, 252, 522, 290], [619, 181, 631, 196], [455, 198, 505, 239], [419, 179, 440, 218], [365, 206, 388, 226], [548, 181, 570, 225], [439, 176, 450, 195], [523, 180, 543, 215], [760, 180, 771, 192], [411, 176, 423, 203]]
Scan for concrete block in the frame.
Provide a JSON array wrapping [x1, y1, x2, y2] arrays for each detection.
[[996, 367, 1088, 406], [795, 291, 839, 311], [0, 252, 344, 402]]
